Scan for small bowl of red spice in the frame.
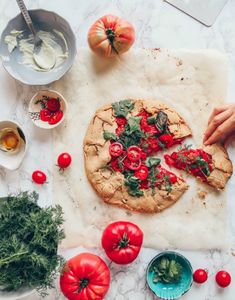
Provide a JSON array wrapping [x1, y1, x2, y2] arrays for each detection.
[[28, 90, 67, 129]]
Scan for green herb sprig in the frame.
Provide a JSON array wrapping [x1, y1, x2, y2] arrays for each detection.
[[151, 257, 183, 284], [0, 191, 65, 296]]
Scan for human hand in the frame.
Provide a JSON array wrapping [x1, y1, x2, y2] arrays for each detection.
[[203, 104, 235, 146]]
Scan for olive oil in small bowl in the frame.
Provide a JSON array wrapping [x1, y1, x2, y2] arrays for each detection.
[[0, 121, 27, 170]]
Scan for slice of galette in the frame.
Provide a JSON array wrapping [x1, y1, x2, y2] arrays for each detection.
[[164, 143, 233, 190]]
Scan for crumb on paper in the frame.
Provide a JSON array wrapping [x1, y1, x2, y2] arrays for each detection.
[[176, 59, 183, 66], [231, 249, 235, 256], [197, 190, 208, 199]]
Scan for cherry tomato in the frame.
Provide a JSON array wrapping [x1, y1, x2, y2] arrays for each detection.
[[164, 154, 175, 166], [49, 110, 64, 125], [109, 142, 123, 157], [111, 159, 124, 172], [123, 158, 141, 171], [115, 117, 127, 126], [140, 180, 149, 189], [127, 146, 142, 162], [115, 125, 125, 136], [215, 271, 231, 288], [46, 98, 61, 112], [57, 153, 72, 169], [168, 172, 178, 184], [32, 170, 47, 184], [40, 109, 52, 122], [193, 269, 208, 284], [159, 134, 174, 148], [134, 165, 149, 181]]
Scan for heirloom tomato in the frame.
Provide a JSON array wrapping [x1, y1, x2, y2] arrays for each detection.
[[60, 253, 110, 300], [88, 14, 135, 57], [102, 221, 143, 264]]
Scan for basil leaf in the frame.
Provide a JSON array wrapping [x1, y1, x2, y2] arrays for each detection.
[[147, 116, 156, 125], [146, 157, 161, 168], [119, 116, 145, 149], [103, 131, 117, 141], [151, 257, 183, 284], [125, 116, 142, 135], [112, 100, 134, 117], [124, 176, 143, 198], [155, 111, 169, 134], [128, 189, 144, 197], [163, 175, 172, 194]]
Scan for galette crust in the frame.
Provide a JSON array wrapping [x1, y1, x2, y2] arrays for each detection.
[[84, 99, 192, 213], [203, 143, 233, 190]]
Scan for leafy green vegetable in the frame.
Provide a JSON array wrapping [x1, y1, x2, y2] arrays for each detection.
[[125, 116, 142, 135], [194, 157, 211, 176], [163, 175, 172, 193], [0, 192, 65, 296], [146, 157, 161, 168], [147, 166, 159, 196], [103, 131, 117, 141], [151, 257, 183, 284], [119, 116, 145, 149], [155, 111, 169, 134], [124, 176, 144, 197], [147, 116, 156, 125], [112, 100, 134, 117]]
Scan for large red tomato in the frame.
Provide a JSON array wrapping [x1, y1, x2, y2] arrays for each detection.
[[88, 14, 135, 57], [102, 221, 143, 264], [60, 253, 110, 300]]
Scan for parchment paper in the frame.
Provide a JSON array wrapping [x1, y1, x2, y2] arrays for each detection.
[[53, 48, 229, 250]]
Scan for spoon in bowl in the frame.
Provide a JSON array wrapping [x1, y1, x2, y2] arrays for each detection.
[[16, 0, 56, 70]]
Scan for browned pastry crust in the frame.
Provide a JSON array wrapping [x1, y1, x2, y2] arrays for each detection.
[[83, 99, 192, 213], [203, 143, 233, 190]]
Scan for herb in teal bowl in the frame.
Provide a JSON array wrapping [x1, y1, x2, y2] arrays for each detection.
[[146, 251, 193, 299]]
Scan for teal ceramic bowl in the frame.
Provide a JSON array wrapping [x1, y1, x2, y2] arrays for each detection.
[[146, 251, 193, 300]]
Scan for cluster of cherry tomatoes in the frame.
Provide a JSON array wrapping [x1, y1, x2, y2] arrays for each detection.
[[193, 268, 231, 288], [32, 152, 72, 184]]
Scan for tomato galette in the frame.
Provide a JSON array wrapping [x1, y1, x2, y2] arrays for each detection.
[[84, 99, 192, 213], [165, 143, 232, 190]]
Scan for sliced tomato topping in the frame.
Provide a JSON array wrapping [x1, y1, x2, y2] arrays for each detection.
[[164, 154, 175, 166], [140, 180, 149, 189], [168, 172, 178, 184], [109, 142, 123, 157], [123, 158, 141, 171], [147, 137, 160, 152], [111, 159, 124, 172], [159, 134, 174, 148], [115, 117, 127, 126], [127, 146, 142, 162], [134, 165, 149, 181], [115, 124, 125, 136]]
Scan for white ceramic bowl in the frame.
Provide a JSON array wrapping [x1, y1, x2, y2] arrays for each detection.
[[0, 120, 27, 170], [0, 9, 76, 85], [28, 89, 67, 129]]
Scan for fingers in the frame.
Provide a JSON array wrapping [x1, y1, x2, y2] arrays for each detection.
[[204, 116, 235, 145], [207, 105, 230, 125], [203, 109, 233, 143]]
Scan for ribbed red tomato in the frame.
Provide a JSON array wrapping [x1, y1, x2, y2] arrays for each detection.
[[88, 14, 135, 57], [60, 253, 110, 300], [102, 221, 143, 264]]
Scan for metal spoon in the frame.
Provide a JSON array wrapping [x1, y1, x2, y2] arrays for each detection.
[[16, 0, 56, 70]]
